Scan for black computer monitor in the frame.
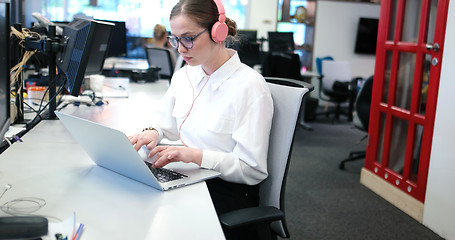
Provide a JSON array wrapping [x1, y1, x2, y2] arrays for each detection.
[[126, 36, 147, 59], [276, 22, 306, 46], [232, 30, 260, 67], [0, 1, 10, 140], [56, 18, 114, 96], [237, 30, 257, 44], [268, 31, 295, 53], [101, 20, 127, 58], [354, 17, 379, 55]]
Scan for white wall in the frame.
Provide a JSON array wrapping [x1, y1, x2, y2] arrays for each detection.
[[246, 0, 278, 51], [313, 1, 380, 78], [423, 1, 455, 239]]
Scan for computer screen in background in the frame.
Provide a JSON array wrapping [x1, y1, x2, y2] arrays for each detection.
[[354, 17, 379, 55], [126, 36, 148, 59], [0, 1, 10, 140], [101, 20, 127, 58], [276, 22, 306, 46], [56, 18, 114, 96], [237, 30, 257, 44], [233, 30, 260, 67], [268, 31, 295, 53]]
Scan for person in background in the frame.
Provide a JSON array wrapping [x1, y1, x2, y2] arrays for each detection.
[[128, 0, 273, 238], [149, 24, 177, 66]]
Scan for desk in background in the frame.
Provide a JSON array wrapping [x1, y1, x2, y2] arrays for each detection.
[[0, 79, 225, 240]]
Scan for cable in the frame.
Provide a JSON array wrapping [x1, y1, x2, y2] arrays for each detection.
[[0, 184, 11, 200], [9, 27, 42, 117], [0, 197, 46, 215], [178, 43, 222, 147], [0, 184, 46, 216], [27, 73, 67, 129]]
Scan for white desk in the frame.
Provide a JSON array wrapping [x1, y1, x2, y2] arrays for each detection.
[[0, 79, 225, 240], [103, 57, 149, 71]]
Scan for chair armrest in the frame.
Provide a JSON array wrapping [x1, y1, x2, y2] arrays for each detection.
[[219, 206, 284, 229], [265, 77, 315, 92]]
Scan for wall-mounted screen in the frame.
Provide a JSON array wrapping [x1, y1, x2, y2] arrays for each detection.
[[354, 17, 379, 54]]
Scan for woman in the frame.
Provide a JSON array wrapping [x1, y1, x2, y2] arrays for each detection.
[[128, 0, 273, 223], [151, 24, 169, 48], [150, 24, 177, 66]]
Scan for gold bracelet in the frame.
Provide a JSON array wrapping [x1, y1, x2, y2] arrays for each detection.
[[142, 127, 157, 132]]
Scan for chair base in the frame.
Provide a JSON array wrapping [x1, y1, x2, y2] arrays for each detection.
[[316, 103, 352, 123], [339, 151, 365, 169]]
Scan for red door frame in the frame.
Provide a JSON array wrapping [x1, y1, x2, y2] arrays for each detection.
[[365, 0, 449, 203]]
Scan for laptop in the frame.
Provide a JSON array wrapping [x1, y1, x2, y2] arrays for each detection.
[[55, 111, 220, 191]]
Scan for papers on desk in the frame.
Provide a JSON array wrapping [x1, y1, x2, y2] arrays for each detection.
[[100, 83, 129, 98], [44, 213, 85, 240], [4, 124, 26, 138]]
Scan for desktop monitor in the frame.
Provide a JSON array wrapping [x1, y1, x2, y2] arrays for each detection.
[[268, 31, 295, 53], [0, 1, 10, 140], [126, 36, 147, 59], [56, 18, 114, 96], [354, 17, 379, 55], [237, 30, 257, 44], [101, 20, 127, 58], [276, 22, 306, 46]]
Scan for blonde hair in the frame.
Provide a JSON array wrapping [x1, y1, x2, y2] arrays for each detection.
[[153, 24, 168, 41]]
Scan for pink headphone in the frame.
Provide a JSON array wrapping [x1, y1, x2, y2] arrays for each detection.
[[211, 0, 228, 43]]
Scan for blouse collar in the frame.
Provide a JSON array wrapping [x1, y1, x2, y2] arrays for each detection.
[[194, 49, 242, 91]]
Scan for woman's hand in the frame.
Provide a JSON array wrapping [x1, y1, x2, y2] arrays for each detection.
[[149, 145, 202, 168], [128, 130, 159, 151]]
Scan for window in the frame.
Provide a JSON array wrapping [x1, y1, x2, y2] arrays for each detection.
[[41, 0, 246, 37]]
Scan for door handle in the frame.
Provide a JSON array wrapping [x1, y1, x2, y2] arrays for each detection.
[[426, 43, 440, 52]]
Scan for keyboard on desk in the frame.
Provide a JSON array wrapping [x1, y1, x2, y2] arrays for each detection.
[[144, 162, 187, 183]]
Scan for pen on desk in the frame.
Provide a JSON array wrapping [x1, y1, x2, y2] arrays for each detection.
[[72, 223, 84, 240], [13, 135, 23, 142]]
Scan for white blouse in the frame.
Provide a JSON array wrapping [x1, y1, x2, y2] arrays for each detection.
[[150, 50, 273, 185]]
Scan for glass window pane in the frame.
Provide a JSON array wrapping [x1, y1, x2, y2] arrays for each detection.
[[401, 0, 422, 43], [388, 116, 408, 172], [394, 52, 416, 110], [419, 54, 432, 115], [41, 0, 246, 37], [383, 51, 393, 103], [375, 113, 387, 165], [410, 124, 423, 183], [387, 0, 398, 41], [426, 0, 439, 44]]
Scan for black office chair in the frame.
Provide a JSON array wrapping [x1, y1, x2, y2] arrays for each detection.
[[219, 77, 314, 240], [261, 52, 314, 130], [339, 75, 373, 170], [145, 47, 175, 83], [315, 59, 357, 122], [261, 52, 302, 80]]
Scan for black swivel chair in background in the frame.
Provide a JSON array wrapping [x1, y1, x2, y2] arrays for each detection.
[[261, 52, 302, 80], [145, 47, 175, 83], [261, 52, 314, 130], [316, 60, 358, 122], [339, 75, 373, 170]]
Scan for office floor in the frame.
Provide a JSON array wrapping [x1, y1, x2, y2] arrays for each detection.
[[282, 114, 444, 240]]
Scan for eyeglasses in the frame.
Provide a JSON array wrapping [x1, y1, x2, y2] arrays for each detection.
[[167, 29, 207, 49]]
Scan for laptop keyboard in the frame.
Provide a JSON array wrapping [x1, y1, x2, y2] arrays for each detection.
[[145, 162, 188, 183]]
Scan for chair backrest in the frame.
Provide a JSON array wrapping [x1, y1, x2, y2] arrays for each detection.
[[145, 47, 174, 79], [261, 77, 311, 238], [353, 75, 373, 131], [315, 56, 333, 75], [321, 60, 352, 91], [262, 52, 302, 80]]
